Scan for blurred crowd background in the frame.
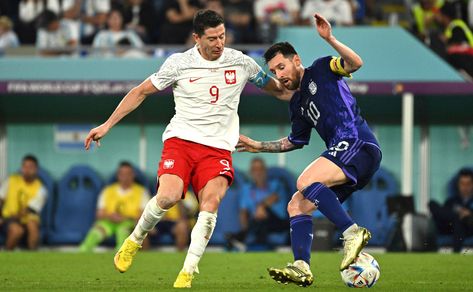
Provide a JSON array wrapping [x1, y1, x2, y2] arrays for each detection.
[[0, 0, 473, 77]]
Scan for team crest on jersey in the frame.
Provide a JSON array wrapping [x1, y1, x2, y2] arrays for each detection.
[[163, 159, 174, 169], [224, 70, 236, 84], [309, 80, 317, 95]]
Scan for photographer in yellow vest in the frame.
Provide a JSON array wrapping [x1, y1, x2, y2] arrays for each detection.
[[0, 155, 47, 250], [79, 162, 150, 252]]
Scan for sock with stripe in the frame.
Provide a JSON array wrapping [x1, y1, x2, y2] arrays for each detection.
[[290, 215, 313, 265], [301, 182, 354, 232]]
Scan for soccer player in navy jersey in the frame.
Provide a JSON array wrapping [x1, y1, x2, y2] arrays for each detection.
[[236, 13, 382, 287]]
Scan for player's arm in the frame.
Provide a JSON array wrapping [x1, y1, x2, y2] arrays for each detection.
[[261, 76, 294, 101], [84, 79, 158, 150], [314, 13, 363, 74], [236, 134, 302, 153]]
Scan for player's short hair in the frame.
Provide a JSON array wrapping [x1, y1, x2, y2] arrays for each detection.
[[458, 168, 473, 181], [250, 157, 266, 168], [22, 154, 39, 167], [193, 9, 224, 36], [264, 42, 298, 64], [119, 161, 133, 170]]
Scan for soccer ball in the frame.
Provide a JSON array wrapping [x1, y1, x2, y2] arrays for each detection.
[[340, 252, 380, 288]]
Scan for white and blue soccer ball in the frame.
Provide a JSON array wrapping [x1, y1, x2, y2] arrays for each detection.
[[340, 252, 380, 288]]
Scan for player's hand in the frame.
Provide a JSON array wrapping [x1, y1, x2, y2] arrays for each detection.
[[255, 205, 268, 220], [458, 207, 472, 219], [109, 213, 124, 223], [314, 13, 332, 40], [84, 123, 110, 150], [236, 134, 262, 153]]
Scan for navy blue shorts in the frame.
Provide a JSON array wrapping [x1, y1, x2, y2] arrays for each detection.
[[321, 138, 382, 203]]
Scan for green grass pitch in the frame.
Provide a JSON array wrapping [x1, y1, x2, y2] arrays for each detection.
[[0, 251, 472, 291]]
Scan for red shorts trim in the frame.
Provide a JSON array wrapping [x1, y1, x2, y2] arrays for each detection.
[[157, 137, 234, 196]]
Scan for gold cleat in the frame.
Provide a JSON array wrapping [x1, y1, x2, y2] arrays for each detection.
[[114, 238, 141, 273], [340, 227, 371, 271], [268, 260, 314, 287], [173, 270, 194, 288]]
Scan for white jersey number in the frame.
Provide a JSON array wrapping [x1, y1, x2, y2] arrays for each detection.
[[307, 101, 320, 126]]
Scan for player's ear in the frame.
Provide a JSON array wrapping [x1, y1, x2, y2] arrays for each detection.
[[293, 54, 301, 66], [192, 33, 200, 45]]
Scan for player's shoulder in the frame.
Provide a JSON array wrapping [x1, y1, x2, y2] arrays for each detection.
[[309, 55, 333, 69], [222, 47, 253, 64]]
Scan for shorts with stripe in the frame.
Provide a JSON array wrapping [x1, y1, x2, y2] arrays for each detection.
[[321, 138, 382, 203]]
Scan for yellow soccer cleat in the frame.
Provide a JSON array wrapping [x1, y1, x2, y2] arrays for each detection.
[[340, 227, 371, 271], [268, 260, 314, 287], [173, 270, 194, 288], [114, 238, 141, 273]]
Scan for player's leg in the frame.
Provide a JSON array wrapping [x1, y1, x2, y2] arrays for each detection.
[[297, 156, 374, 270], [268, 192, 315, 287], [24, 216, 40, 250], [128, 174, 183, 245], [174, 176, 228, 288], [79, 219, 114, 252], [5, 220, 25, 250], [114, 174, 183, 273]]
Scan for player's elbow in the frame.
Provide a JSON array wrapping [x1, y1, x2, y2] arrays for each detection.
[[351, 57, 363, 71]]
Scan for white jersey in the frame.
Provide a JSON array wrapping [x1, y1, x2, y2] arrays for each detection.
[[149, 46, 263, 151]]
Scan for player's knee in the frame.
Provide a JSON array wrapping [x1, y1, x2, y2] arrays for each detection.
[[287, 199, 301, 217], [297, 175, 315, 192], [199, 197, 221, 212], [8, 223, 25, 238], [156, 193, 180, 209]]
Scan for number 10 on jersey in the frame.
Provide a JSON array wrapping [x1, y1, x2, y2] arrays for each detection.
[[210, 86, 219, 104]]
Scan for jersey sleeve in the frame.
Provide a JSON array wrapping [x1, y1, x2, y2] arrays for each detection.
[[0, 178, 9, 200], [313, 56, 351, 78], [96, 189, 106, 209], [243, 55, 270, 88], [288, 103, 312, 146], [148, 53, 181, 91], [27, 185, 47, 214]]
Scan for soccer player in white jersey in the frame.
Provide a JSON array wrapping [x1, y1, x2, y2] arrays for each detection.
[[84, 10, 291, 288]]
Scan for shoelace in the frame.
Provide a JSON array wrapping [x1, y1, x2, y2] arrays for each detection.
[[123, 244, 136, 261]]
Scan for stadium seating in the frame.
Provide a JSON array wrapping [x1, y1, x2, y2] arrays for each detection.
[[37, 167, 54, 243], [347, 167, 398, 246], [265, 166, 295, 246], [47, 165, 103, 244]]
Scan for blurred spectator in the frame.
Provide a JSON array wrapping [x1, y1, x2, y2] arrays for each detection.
[[79, 162, 150, 252], [410, 0, 443, 42], [158, 0, 201, 44], [226, 158, 289, 251], [429, 168, 473, 252], [36, 10, 78, 56], [152, 192, 197, 251], [0, 155, 47, 250], [17, 0, 63, 44], [122, 0, 156, 43], [437, 2, 473, 77], [469, 0, 473, 27], [92, 9, 145, 57], [203, 0, 234, 44], [224, 0, 255, 43], [301, 0, 354, 26], [0, 16, 20, 52], [254, 0, 300, 43], [61, 0, 111, 44]]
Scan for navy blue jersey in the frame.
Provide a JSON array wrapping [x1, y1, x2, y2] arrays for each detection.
[[288, 56, 379, 149]]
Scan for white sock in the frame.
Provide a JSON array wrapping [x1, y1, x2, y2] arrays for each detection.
[[342, 223, 358, 238], [129, 196, 167, 245], [182, 211, 217, 274]]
